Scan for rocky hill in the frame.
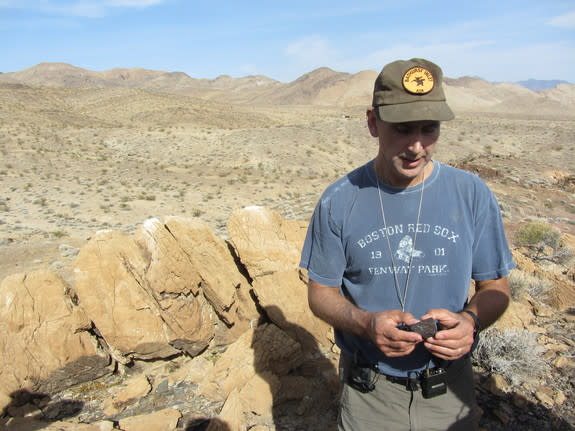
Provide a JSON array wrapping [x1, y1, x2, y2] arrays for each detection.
[[2, 63, 575, 116]]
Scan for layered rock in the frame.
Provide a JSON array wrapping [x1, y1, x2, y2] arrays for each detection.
[[0, 270, 109, 399], [228, 207, 332, 351], [73, 227, 215, 363], [227, 206, 306, 277], [0, 209, 335, 421], [159, 216, 259, 333]]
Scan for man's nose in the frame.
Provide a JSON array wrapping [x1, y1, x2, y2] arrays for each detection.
[[407, 133, 424, 152]]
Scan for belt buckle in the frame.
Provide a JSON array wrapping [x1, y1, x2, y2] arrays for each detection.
[[406, 372, 420, 391]]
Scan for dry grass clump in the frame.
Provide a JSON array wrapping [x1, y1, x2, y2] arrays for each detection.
[[507, 269, 553, 301], [475, 327, 548, 385]]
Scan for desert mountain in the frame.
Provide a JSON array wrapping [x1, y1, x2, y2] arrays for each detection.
[[0, 62, 282, 101], [2, 62, 574, 116], [2, 62, 192, 88], [517, 79, 572, 91]]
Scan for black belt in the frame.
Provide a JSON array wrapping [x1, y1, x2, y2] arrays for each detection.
[[343, 353, 447, 393], [383, 372, 422, 391], [366, 362, 447, 391], [353, 359, 424, 390]]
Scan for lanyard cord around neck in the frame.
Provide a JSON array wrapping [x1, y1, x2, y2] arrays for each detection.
[[375, 165, 425, 312]]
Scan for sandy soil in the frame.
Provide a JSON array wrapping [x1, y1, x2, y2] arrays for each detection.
[[0, 93, 574, 283]]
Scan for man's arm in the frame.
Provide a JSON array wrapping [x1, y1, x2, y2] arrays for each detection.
[[423, 277, 511, 360], [308, 279, 423, 357], [462, 277, 511, 329]]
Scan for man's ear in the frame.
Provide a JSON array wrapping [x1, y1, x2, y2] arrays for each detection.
[[366, 107, 379, 138]]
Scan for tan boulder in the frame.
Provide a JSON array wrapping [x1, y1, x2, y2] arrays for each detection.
[[162, 216, 259, 333], [73, 228, 215, 362], [166, 356, 214, 386], [227, 207, 307, 278], [511, 249, 575, 309], [553, 355, 575, 369], [484, 373, 510, 396], [207, 389, 243, 431], [101, 374, 151, 416], [252, 270, 333, 351], [118, 408, 182, 431], [0, 418, 114, 430], [0, 391, 11, 413], [135, 218, 203, 296], [494, 299, 534, 330], [535, 386, 555, 407], [0, 270, 108, 407], [238, 371, 280, 417], [198, 323, 303, 403]]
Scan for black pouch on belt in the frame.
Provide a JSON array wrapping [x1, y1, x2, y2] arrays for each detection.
[[346, 358, 376, 393], [420, 367, 447, 399]]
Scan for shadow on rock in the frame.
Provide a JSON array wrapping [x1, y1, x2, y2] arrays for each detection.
[[1, 389, 84, 430], [185, 417, 231, 431], [476, 378, 575, 430], [252, 304, 339, 431]]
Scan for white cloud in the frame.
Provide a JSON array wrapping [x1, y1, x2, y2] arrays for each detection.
[[105, 0, 165, 7], [58, 2, 107, 18], [547, 10, 575, 28], [329, 39, 574, 82], [286, 36, 339, 69], [335, 40, 495, 75], [0, 0, 167, 17]]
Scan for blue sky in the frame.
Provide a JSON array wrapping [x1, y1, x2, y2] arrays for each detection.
[[1, 0, 574, 83]]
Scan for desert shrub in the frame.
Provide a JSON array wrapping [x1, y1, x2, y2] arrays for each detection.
[[514, 222, 574, 265], [507, 269, 553, 300], [554, 247, 575, 265], [515, 222, 560, 249], [475, 327, 548, 385], [50, 230, 68, 238], [137, 193, 156, 201]]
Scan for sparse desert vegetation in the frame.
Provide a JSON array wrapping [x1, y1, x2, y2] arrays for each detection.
[[0, 64, 574, 430], [2, 87, 574, 285]]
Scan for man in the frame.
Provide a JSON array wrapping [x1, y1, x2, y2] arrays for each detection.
[[299, 58, 514, 431]]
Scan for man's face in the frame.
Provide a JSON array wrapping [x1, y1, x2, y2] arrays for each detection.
[[367, 107, 440, 187]]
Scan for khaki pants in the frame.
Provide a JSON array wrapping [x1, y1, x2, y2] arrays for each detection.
[[338, 355, 479, 431]]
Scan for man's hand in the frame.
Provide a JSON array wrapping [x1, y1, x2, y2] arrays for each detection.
[[368, 310, 423, 357], [420, 309, 476, 360], [307, 281, 426, 357]]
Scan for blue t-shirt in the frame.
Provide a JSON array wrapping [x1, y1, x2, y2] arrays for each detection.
[[300, 160, 515, 376]]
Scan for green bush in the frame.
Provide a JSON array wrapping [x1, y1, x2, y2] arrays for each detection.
[[515, 222, 560, 249], [515, 222, 574, 265], [50, 230, 68, 238]]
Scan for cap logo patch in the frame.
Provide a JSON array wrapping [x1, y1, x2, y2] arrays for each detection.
[[402, 66, 435, 94]]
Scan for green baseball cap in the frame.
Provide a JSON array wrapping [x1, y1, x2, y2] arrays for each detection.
[[372, 58, 454, 123]]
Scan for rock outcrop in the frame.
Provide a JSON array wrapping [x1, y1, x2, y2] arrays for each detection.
[[0, 207, 339, 430], [0, 270, 109, 396], [0, 207, 573, 430]]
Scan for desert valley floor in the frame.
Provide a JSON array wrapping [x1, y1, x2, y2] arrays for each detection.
[[1, 96, 574, 283]]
